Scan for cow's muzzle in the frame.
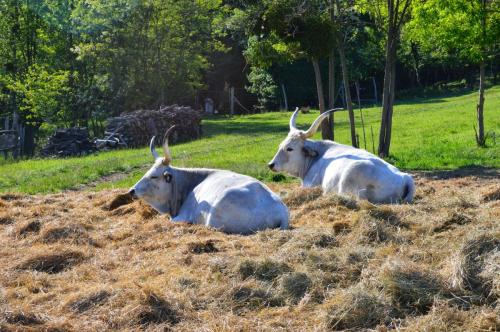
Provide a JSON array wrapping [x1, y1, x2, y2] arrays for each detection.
[[268, 162, 275, 171]]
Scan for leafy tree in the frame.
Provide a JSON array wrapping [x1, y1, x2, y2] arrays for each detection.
[[246, 67, 279, 109], [8, 65, 70, 126], [332, 0, 360, 146], [409, 0, 500, 146], [231, 0, 340, 140], [358, 0, 412, 157]]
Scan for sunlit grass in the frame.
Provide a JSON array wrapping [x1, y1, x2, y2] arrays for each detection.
[[0, 85, 498, 194]]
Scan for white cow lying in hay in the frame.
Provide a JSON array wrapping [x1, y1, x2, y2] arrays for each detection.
[[129, 127, 289, 234], [268, 108, 415, 203]]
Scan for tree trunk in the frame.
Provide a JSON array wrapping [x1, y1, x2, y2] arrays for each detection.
[[476, 61, 486, 146], [312, 57, 333, 140], [378, 23, 397, 158], [328, 51, 335, 140], [476, 0, 487, 147], [355, 81, 367, 150], [22, 124, 37, 156], [337, 43, 357, 147]]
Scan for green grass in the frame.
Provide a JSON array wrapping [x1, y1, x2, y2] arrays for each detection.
[[0, 86, 498, 194]]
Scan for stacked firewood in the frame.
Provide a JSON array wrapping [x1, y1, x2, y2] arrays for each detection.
[[41, 128, 97, 157], [94, 131, 127, 150], [105, 105, 202, 147]]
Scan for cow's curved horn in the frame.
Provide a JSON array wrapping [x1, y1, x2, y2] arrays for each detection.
[[302, 108, 343, 138], [150, 136, 160, 159], [162, 125, 176, 165], [289, 107, 300, 131]]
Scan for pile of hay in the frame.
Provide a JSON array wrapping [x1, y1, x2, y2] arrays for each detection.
[[1, 172, 499, 331], [450, 233, 500, 302], [324, 286, 391, 330]]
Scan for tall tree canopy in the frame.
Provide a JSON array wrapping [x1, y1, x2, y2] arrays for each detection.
[[409, 0, 500, 146], [0, 0, 224, 153]]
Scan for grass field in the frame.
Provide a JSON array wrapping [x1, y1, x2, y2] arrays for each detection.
[[0, 86, 498, 194]]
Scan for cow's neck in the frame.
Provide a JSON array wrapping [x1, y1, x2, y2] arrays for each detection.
[[299, 139, 336, 180], [168, 167, 213, 216]]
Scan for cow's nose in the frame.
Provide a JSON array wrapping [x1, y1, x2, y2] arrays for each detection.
[[128, 189, 137, 199], [268, 162, 275, 171]]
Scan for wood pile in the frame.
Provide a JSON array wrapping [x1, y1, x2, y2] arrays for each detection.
[[105, 105, 202, 147], [41, 128, 96, 157], [94, 131, 127, 150]]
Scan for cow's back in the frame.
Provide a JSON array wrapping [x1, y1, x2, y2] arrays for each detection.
[[305, 144, 411, 202], [178, 170, 288, 234]]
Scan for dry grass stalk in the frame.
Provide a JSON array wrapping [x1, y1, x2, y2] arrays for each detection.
[[433, 211, 473, 232], [68, 290, 111, 313], [278, 272, 312, 303], [137, 290, 180, 326], [106, 192, 134, 210], [0, 212, 14, 225], [16, 250, 85, 274], [227, 281, 284, 312], [450, 233, 500, 302], [401, 300, 499, 331], [324, 285, 391, 330], [282, 187, 323, 208], [0, 174, 498, 330], [482, 186, 500, 202], [378, 259, 445, 313], [237, 259, 292, 281], [40, 224, 96, 246], [16, 220, 41, 237], [186, 240, 218, 254]]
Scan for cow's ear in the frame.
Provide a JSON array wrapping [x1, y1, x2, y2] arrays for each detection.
[[302, 146, 318, 158], [163, 171, 172, 183]]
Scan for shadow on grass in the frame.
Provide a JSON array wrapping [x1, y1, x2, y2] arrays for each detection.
[[413, 166, 499, 180]]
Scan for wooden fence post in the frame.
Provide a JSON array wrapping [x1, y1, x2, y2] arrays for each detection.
[[372, 77, 378, 104], [281, 84, 288, 111], [230, 87, 235, 115], [355, 81, 367, 150]]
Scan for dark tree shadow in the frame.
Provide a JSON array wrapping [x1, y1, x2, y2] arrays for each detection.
[[412, 166, 499, 180]]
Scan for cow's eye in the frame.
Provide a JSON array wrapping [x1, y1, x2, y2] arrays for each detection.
[[286, 147, 294, 152], [163, 171, 172, 183], [150, 176, 159, 179]]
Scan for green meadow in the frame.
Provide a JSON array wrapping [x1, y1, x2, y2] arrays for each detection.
[[0, 86, 498, 194]]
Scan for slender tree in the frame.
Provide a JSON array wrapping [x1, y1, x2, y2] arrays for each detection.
[[359, 0, 412, 157], [333, 0, 358, 147], [240, 0, 337, 139]]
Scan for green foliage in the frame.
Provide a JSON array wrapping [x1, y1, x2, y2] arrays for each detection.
[[246, 67, 279, 109], [0, 0, 225, 132], [408, 0, 500, 63], [8, 65, 70, 126]]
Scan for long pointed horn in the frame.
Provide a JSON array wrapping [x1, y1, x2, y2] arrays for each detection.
[[289, 107, 300, 131], [162, 125, 176, 165], [150, 136, 160, 159], [302, 108, 344, 138]]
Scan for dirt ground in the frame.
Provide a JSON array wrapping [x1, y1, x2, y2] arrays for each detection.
[[0, 169, 499, 331]]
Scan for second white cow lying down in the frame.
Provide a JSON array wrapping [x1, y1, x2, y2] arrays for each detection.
[[129, 127, 289, 234], [268, 108, 415, 203]]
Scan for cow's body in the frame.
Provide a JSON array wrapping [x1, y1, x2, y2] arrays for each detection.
[[167, 167, 288, 234], [130, 129, 288, 234], [300, 140, 414, 203], [269, 109, 415, 203]]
